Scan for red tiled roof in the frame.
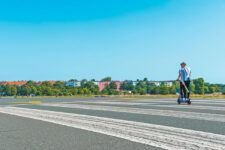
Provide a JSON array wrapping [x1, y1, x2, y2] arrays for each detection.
[[0, 81, 65, 86], [1, 81, 27, 85], [1, 81, 37, 85]]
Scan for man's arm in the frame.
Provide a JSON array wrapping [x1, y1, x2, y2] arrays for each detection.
[[176, 72, 181, 81], [180, 72, 185, 84]]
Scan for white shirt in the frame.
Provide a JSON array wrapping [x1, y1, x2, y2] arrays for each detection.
[[179, 67, 191, 81]]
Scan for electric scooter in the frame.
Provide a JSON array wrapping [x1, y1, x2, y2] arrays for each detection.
[[177, 83, 191, 104]]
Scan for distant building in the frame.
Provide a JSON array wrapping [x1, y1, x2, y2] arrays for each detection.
[[149, 81, 173, 87], [1, 81, 29, 86], [99, 81, 123, 91], [152, 81, 161, 86], [0, 80, 173, 90], [128, 80, 137, 86], [64, 81, 81, 87], [164, 82, 173, 87], [93, 81, 100, 86]]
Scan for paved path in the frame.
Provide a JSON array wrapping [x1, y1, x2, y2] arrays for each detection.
[[0, 97, 225, 150]]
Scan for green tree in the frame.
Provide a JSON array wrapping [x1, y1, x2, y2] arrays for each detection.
[[204, 86, 209, 94], [0, 83, 3, 95], [52, 89, 60, 96], [136, 80, 147, 95], [170, 85, 176, 94], [108, 89, 116, 95], [11, 85, 17, 96], [222, 91, 225, 95], [193, 78, 204, 95], [101, 77, 112, 81], [120, 82, 134, 91], [64, 92, 71, 96], [101, 89, 108, 95], [81, 79, 87, 86], [215, 84, 225, 92], [132, 89, 138, 94], [82, 81, 99, 94], [83, 88, 89, 95], [41, 81, 52, 87], [190, 82, 195, 94], [146, 83, 156, 94], [36, 86, 43, 96], [78, 88, 84, 95], [153, 86, 160, 94], [159, 85, 170, 95], [16, 86, 22, 96], [5, 84, 12, 96], [69, 79, 78, 82], [21, 85, 32, 96], [139, 88, 147, 95], [209, 86, 216, 93], [31, 87, 37, 95], [114, 91, 121, 95], [72, 88, 78, 95], [109, 81, 117, 89], [54, 81, 65, 89], [43, 87, 53, 96], [26, 80, 37, 87], [101, 81, 118, 95], [143, 77, 148, 82], [210, 84, 219, 92]]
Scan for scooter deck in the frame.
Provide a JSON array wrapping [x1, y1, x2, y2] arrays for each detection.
[[177, 98, 191, 104]]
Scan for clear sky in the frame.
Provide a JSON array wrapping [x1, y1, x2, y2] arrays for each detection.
[[0, 0, 225, 83]]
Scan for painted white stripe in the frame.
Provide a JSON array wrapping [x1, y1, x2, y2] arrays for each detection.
[[118, 98, 225, 103], [143, 104, 225, 111], [65, 101, 225, 111], [65, 99, 225, 106], [40, 103, 225, 122], [0, 106, 225, 150], [133, 100, 225, 105], [88, 101, 225, 111], [64, 101, 147, 106]]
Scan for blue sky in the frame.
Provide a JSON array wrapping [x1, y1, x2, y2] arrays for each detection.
[[0, 0, 225, 83]]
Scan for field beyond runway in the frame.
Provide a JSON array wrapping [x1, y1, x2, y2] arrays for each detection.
[[0, 97, 225, 150]]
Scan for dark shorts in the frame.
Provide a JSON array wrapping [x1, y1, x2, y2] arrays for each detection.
[[180, 81, 191, 98]]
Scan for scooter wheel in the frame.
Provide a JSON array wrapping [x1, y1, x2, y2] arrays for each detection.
[[177, 99, 180, 104], [187, 100, 191, 105]]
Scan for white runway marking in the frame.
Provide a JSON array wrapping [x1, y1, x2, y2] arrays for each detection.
[[0, 106, 225, 150], [65, 100, 225, 111], [142, 104, 225, 111], [40, 103, 225, 122], [65, 99, 225, 106], [64, 101, 147, 105]]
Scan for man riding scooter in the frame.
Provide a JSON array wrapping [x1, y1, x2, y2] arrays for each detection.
[[177, 62, 191, 102]]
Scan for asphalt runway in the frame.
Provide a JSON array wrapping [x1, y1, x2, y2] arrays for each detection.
[[0, 97, 225, 150]]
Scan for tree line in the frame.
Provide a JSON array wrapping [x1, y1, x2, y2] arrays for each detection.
[[0, 77, 224, 96]]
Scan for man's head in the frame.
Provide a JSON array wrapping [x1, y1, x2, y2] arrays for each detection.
[[180, 62, 186, 68]]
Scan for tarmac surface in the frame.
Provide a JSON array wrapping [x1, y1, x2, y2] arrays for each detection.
[[0, 97, 225, 150]]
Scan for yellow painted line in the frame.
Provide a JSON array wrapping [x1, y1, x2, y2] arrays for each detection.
[[10, 101, 42, 104]]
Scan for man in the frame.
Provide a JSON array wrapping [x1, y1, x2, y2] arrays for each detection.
[[177, 62, 191, 99]]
